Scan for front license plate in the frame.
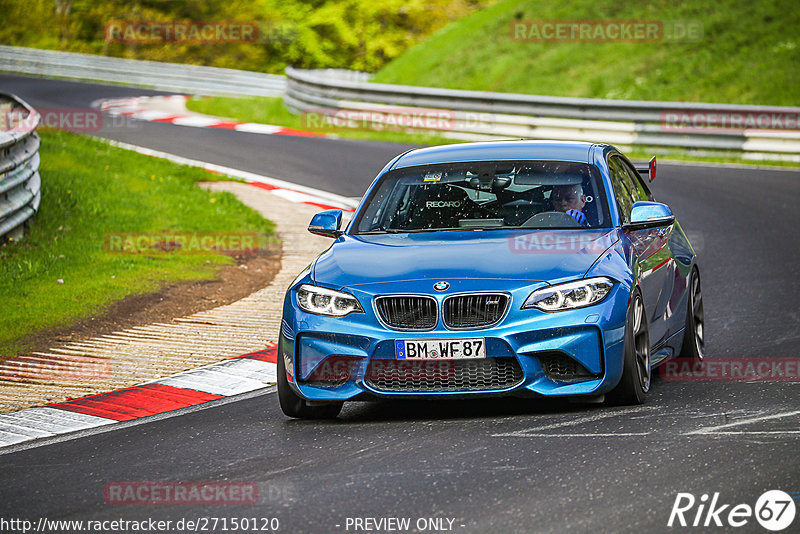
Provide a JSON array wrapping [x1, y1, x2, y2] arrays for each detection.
[[395, 338, 485, 360]]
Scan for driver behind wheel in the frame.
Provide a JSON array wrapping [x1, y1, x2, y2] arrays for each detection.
[[550, 184, 588, 225]]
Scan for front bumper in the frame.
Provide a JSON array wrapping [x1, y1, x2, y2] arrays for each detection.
[[280, 281, 629, 401]]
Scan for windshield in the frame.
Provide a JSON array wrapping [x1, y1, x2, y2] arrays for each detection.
[[352, 160, 610, 234]]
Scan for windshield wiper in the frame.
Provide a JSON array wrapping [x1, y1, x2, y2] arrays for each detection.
[[355, 227, 406, 234]]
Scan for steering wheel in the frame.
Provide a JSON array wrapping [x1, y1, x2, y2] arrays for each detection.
[[521, 211, 582, 228]]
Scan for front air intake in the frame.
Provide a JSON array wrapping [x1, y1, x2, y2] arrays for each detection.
[[365, 357, 523, 392], [537, 352, 597, 382]]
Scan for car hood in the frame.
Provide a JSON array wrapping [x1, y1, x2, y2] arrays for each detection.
[[312, 229, 620, 288]]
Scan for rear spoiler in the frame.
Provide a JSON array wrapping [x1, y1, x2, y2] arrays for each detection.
[[636, 156, 657, 182]]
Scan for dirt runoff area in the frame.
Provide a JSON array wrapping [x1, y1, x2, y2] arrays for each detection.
[[17, 247, 281, 359]]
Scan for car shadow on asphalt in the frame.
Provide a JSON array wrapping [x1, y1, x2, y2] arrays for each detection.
[[283, 374, 671, 425], [342, 397, 598, 423]]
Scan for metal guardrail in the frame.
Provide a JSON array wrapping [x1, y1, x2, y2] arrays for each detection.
[[1, 46, 797, 159], [285, 67, 800, 159], [0, 45, 286, 97], [0, 94, 41, 241]]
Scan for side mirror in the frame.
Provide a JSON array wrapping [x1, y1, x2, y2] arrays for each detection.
[[308, 209, 343, 238], [624, 201, 674, 230]]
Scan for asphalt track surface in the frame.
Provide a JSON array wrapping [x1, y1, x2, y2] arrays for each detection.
[[1, 74, 799, 534]]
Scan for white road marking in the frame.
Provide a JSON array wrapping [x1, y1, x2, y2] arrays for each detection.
[[0, 430, 30, 445], [155, 358, 276, 396], [0, 407, 117, 447], [17, 407, 117, 428], [495, 409, 800, 439], [505, 432, 651, 437], [157, 371, 268, 396], [699, 431, 800, 435], [170, 116, 222, 127], [0, 421, 53, 438], [129, 110, 177, 121], [492, 406, 657, 437], [271, 188, 332, 204], [687, 410, 800, 435], [213, 358, 277, 382], [234, 123, 284, 134]]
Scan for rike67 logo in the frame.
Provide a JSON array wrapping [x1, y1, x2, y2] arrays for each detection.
[[668, 490, 796, 531]]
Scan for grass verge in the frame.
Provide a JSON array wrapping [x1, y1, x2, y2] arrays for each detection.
[[0, 130, 276, 359]]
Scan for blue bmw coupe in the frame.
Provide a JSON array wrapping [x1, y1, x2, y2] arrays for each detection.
[[278, 141, 704, 418]]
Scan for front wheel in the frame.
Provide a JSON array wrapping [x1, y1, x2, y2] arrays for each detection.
[[277, 346, 343, 419], [607, 290, 651, 405]]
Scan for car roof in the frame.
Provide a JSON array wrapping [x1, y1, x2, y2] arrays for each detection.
[[391, 140, 601, 169]]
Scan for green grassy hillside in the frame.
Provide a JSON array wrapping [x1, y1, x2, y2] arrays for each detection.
[[373, 0, 800, 105]]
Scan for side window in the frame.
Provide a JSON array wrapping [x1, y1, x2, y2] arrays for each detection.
[[607, 156, 637, 222], [618, 157, 653, 202]]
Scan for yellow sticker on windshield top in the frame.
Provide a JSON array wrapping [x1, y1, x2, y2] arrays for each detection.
[[423, 172, 443, 182]]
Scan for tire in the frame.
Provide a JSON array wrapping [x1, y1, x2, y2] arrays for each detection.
[[679, 268, 705, 362], [277, 344, 343, 419], [607, 289, 651, 405]]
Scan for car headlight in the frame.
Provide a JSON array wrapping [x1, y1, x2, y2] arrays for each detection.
[[523, 277, 613, 312], [296, 284, 363, 316]]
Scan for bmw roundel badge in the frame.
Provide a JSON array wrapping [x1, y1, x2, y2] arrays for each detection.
[[433, 281, 450, 292]]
